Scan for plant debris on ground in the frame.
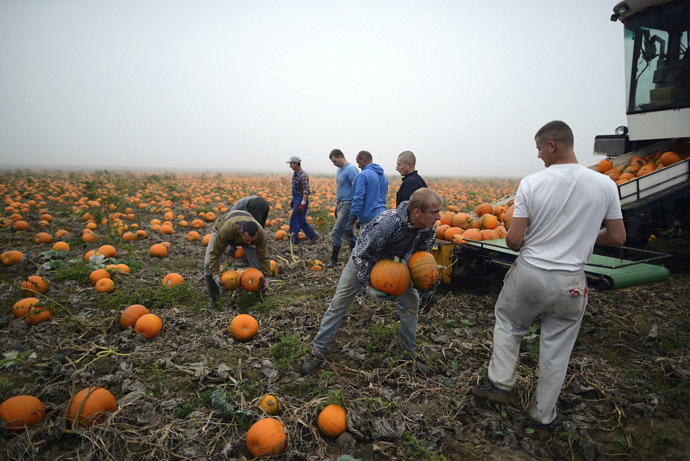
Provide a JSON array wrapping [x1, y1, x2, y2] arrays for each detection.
[[1, 171, 689, 460]]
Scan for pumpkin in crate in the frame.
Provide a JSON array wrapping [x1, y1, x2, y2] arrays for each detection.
[[246, 417, 287, 457], [317, 404, 347, 437], [407, 252, 439, 290], [370, 257, 410, 296], [0, 395, 45, 433]]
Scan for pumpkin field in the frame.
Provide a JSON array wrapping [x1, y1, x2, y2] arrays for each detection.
[[1, 170, 689, 460]]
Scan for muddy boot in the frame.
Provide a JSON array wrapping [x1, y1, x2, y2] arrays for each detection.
[[205, 275, 220, 309], [324, 246, 341, 268]]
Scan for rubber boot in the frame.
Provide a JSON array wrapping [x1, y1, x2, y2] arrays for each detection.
[[324, 246, 341, 268], [205, 275, 220, 309]]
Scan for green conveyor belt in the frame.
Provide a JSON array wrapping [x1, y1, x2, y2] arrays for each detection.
[[461, 239, 669, 289]]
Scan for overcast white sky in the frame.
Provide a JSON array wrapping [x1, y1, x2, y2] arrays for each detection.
[[0, 0, 627, 178]]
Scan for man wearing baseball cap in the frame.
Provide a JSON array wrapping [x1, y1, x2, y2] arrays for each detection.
[[287, 156, 320, 245]]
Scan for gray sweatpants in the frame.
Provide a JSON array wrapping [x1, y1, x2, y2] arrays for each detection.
[[488, 257, 587, 424]]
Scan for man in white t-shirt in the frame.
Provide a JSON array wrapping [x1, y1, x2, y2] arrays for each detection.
[[472, 120, 627, 429]]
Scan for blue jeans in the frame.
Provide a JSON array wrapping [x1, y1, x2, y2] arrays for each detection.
[[312, 257, 420, 355], [331, 200, 356, 248], [289, 198, 316, 243]]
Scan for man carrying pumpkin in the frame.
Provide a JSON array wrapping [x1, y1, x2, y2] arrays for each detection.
[[203, 211, 271, 309], [471, 121, 626, 429], [301, 188, 442, 376]]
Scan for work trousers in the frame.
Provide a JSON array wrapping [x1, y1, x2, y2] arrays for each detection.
[[488, 257, 587, 424], [312, 257, 420, 356], [331, 200, 356, 247]]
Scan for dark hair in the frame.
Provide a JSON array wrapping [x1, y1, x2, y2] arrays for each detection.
[[329, 149, 344, 160], [356, 150, 373, 162], [240, 221, 259, 236], [535, 120, 574, 149]]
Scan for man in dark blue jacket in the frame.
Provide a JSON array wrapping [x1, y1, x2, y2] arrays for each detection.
[[349, 151, 388, 228]]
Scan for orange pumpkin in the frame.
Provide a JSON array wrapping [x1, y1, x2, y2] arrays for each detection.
[[270, 260, 280, 275], [597, 158, 613, 173], [370, 257, 410, 296], [21, 275, 48, 296], [233, 246, 245, 259], [240, 268, 265, 292], [311, 259, 325, 271], [221, 270, 241, 290], [452, 213, 474, 230], [162, 273, 184, 287], [503, 205, 515, 230], [479, 214, 498, 230], [13, 220, 29, 231], [1, 250, 24, 266], [53, 241, 70, 251], [317, 404, 347, 437], [120, 304, 150, 329], [34, 232, 52, 244], [66, 387, 117, 427], [475, 203, 493, 217], [95, 278, 115, 293], [659, 151, 681, 167], [149, 243, 168, 258], [96, 244, 117, 258], [258, 394, 280, 415], [0, 395, 45, 433], [461, 228, 482, 241], [185, 231, 200, 241], [12, 297, 40, 319], [274, 230, 287, 240], [407, 251, 439, 290], [202, 234, 212, 246], [443, 226, 463, 241], [89, 269, 111, 285], [246, 417, 287, 457], [135, 313, 162, 339], [230, 314, 259, 341], [122, 231, 137, 242]]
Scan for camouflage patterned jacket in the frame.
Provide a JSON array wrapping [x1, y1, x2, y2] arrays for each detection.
[[352, 201, 436, 287]]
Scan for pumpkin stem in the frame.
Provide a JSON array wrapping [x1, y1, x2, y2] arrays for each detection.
[[393, 256, 400, 263]]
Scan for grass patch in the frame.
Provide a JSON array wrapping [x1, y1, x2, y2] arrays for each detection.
[[269, 333, 309, 371]]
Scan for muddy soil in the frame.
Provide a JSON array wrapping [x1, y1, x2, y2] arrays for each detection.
[[1, 198, 689, 460]]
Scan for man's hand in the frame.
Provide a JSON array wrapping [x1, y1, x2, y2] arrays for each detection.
[[298, 203, 305, 213], [366, 286, 395, 301], [261, 277, 270, 291], [213, 275, 228, 291], [348, 214, 357, 228]]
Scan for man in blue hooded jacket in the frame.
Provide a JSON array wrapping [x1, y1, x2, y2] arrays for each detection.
[[349, 150, 388, 228]]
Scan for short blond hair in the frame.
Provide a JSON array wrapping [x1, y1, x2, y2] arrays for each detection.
[[408, 188, 441, 212]]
